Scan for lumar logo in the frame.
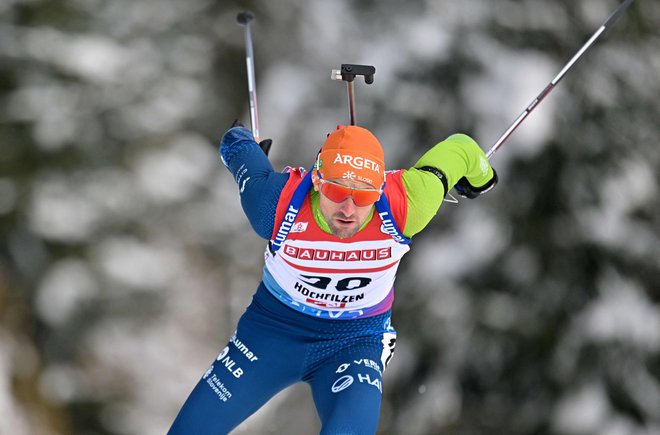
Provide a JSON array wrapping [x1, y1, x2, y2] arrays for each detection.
[[272, 205, 299, 249], [379, 211, 408, 244], [333, 153, 381, 173]]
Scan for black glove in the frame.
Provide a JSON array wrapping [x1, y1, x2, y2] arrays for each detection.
[[455, 170, 498, 199], [231, 119, 245, 128], [258, 139, 272, 156], [230, 119, 272, 156]]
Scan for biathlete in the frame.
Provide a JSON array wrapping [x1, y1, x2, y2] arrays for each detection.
[[168, 124, 497, 434]]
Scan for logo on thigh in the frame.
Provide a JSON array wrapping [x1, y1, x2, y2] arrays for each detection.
[[330, 361, 384, 394], [331, 375, 354, 393]]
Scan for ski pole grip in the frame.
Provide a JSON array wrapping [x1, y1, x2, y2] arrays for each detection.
[[330, 64, 376, 84], [236, 11, 254, 25], [330, 64, 376, 126]]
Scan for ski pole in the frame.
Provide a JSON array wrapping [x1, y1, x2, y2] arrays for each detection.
[[236, 11, 260, 140], [486, 0, 635, 160]]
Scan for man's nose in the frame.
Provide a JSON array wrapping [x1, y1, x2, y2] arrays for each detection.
[[339, 196, 357, 215]]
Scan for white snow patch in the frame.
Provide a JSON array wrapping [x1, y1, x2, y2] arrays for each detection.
[[134, 133, 215, 203], [35, 258, 99, 326], [28, 177, 103, 242], [93, 237, 183, 290], [553, 383, 610, 434], [581, 270, 660, 351]]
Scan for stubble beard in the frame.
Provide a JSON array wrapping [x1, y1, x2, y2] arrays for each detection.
[[329, 224, 359, 239], [328, 215, 361, 239]]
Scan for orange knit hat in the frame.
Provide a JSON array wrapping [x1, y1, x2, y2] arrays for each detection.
[[312, 126, 385, 189]]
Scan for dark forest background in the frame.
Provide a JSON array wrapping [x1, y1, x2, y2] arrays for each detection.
[[1, 0, 659, 434]]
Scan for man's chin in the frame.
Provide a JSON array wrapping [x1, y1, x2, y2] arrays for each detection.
[[329, 223, 359, 239]]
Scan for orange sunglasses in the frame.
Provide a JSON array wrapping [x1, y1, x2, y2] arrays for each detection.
[[318, 179, 382, 206]]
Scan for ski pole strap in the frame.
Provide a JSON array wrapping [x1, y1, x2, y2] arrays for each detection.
[[270, 170, 313, 253]]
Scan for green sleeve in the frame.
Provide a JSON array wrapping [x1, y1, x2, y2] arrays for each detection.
[[401, 133, 492, 237]]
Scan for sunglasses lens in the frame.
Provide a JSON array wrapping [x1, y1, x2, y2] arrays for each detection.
[[352, 190, 381, 206], [320, 181, 380, 206], [320, 182, 351, 202]]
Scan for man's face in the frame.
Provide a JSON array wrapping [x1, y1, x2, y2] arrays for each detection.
[[315, 178, 377, 239]]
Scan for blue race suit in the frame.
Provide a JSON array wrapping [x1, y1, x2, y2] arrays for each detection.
[[168, 127, 405, 434], [168, 284, 396, 434]]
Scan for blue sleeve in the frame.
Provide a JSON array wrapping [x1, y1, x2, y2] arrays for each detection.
[[220, 127, 288, 240]]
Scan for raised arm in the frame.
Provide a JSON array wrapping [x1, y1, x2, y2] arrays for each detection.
[[220, 126, 288, 239], [401, 133, 497, 237]]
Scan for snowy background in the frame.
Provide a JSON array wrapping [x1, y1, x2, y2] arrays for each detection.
[[1, 0, 659, 434]]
